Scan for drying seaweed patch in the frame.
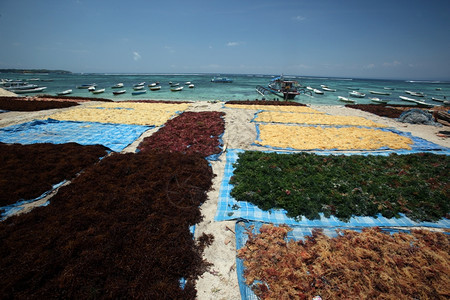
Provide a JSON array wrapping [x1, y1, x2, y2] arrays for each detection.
[[0, 152, 214, 299], [238, 224, 450, 299], [345, 104, 404, 118], [226, 100, 306, 106], [36, 94, 113, 102], [138, 111, 225, 158], [0, 142, 109, 207], [230, 151, 449, 222], [120, 100, 193, 104], [0, 97, 79, 111], [345, 104, 449, 119]]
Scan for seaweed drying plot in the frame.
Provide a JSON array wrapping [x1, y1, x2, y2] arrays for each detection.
[[238, 223, 450, 299], [0, 96, 79, 111], [230, 151, 449, 222], [225, 100, 307, 106], [138, 111, 225, 159], [0, 142, 109, 207], [0, 152, 214, 299]]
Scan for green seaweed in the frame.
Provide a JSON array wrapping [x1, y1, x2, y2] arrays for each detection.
[[230, 151, 449, 222]]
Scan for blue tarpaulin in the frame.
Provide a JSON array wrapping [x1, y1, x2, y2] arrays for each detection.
[[215, 149, 450, 228], [0, 119, 152, 152]]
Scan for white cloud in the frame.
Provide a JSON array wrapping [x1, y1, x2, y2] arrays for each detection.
[[165, 46, 175, 53], [227, 41, 239, 47], [365, 64, 376, 69], [383, 60, 401, 67], [133, 51, 141, 61], [293, 15, 306, 22]]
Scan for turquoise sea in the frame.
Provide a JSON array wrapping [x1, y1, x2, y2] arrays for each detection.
[[2, 73, 449, 106]]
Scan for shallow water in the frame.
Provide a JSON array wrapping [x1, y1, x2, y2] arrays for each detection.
[[2, 73, 449, 106]]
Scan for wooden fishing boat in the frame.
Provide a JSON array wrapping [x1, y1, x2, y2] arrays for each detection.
[[56, 89, 72, 95], [113, 89, 126, 95]]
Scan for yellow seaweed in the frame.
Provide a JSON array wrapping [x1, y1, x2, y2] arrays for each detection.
[[225, 104, 324, 114], [45, 102, 191, 126], [255, 111, 386, 127], [257, 124, 412, 150]]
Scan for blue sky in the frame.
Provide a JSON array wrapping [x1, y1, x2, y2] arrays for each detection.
[[1, 0, 449, 80]]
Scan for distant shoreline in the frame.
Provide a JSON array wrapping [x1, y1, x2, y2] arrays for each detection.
[[0, 69, 71, 74]]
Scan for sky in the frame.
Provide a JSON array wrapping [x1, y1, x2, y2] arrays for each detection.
[[0, 0, 450, 80]]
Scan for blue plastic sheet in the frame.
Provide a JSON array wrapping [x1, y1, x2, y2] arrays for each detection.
[[0, 181, 65, 221], [0, 119, 152, 152], [215, 149, 450, 228]]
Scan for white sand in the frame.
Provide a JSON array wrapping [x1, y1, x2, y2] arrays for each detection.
[[0, 87, 18, 97], [1, 99, 449, 299]]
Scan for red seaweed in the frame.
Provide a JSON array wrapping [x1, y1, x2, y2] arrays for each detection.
[[0, 152, 214, 299]]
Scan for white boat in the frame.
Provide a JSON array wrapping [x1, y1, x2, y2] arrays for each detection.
[[148, 82, 157, 87], [12, 86, 47, 94], [314, 89, 324, 95], [133, 86, 144, 90], [92, 88, 105, 94], [57, 89, 72, 95], [399, 96, 428, 105], [405, 90, 424, 97], [133, 82, 145, 87], [171, 86, 183, 92], [88, 86, 96, 91], [185, 81, 191, 85], [369, 97, 389, 104], [170, 83, 180, 87], [113, 89, 126, 95], [431, 97, 446, 102], [349, 91, 366, 98], [369, 90, 391, 95], [150, 86, 161, 91], [188, 84, 195, 88], [338, 96, 355, 103], [306, 86, 314, 91], [322, 87, 336, 92], [112, 83, 124, 88], [132, 90, 147, 95], [77, 84, 96, 89]]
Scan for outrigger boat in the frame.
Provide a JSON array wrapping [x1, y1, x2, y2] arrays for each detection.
[[256, 76, 307, 100]]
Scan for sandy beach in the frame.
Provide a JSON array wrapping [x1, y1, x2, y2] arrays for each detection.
[[1, 89, 449, 299]]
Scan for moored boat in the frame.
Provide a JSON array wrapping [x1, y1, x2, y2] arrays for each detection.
[[405, 90, 424, 97], [211, 77, 233, 83], [133, 82, 145, 87], [338, 96, 355, 103], [314, 89, 324, 95], [132, 90, 147, 95], [322, 87, 336, 92], [133, 86, 144, 90], [150, 86, 162, 91], [170, 86, 183, 92], [12, 86, 47, 94], [57, 89, 72, 96], [399, 96, 428, 105], [369, 97, 389, 104], [91, 88, 105, 94], [112, 83, 124, 88], [77, 84, 96, 89], [431, 97, 447, 102], [266, 76, 301, 100], [113, 89, 126, 95], [369, 90, 391, 95], [349, 91, 366, 98], [188, 84, 195, 88]]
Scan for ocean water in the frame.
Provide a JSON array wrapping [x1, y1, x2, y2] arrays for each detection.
[[2, 73, 449, 106]]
